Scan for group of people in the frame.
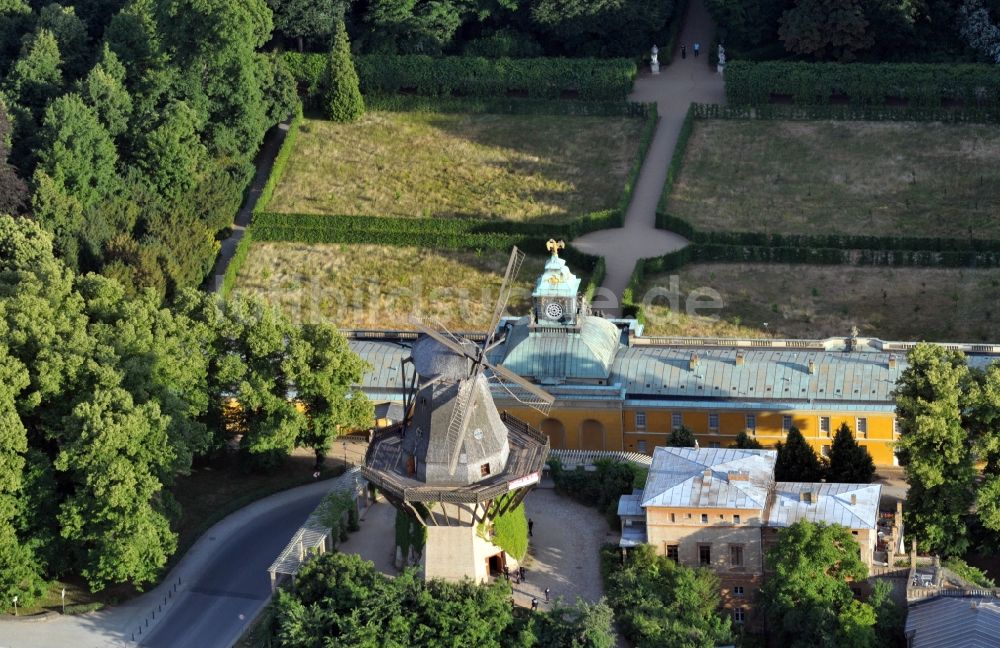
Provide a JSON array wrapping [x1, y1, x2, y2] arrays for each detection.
[[680, 42, 701, 59]]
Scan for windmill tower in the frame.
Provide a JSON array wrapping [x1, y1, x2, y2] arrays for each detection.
[[362, 247, 553, 583]]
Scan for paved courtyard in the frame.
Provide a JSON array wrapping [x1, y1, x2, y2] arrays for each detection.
[[513, 482, 618, 610]]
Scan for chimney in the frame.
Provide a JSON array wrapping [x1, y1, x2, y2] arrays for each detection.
[[888, 354, 897, 370], [799, 491, 815, 504], [703, 468, 712, 478], [850, 494, 857, 505], [728, 471, 749, 482], [690, 353, 699, 370], [735, 351, 745, 366], [807, 359, 816, 374]]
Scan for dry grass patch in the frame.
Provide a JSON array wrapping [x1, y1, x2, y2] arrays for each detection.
[[668, 120, 1000, 238], [267, 112, 644, 223], [640, 263, 1000, 342], [234, 243, 577, 331]]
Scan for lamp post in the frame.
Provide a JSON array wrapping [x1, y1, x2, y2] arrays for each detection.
[[343, 441, 348, 466], [12, 595, 17, 617]]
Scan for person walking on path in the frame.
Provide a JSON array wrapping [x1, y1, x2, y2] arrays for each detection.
[[531, 598, 539, 611], [544, 588, 550, 602], [519, 565, 526, 581], [528, 518, 534, 536], [503, 565, 510, 581], [693, 42, 700, 57], [681, 44, 686, 59]]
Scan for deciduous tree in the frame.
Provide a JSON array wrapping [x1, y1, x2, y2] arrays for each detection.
[[732, 430, 763, 449], [779, 0, 874, 60], [894, 343, 975, 556], [667, 425, 697, 447], [760, 520, 875, 648]]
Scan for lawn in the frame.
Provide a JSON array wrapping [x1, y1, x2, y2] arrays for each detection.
[[266, 112, 644, 223], [667, 120, 1000, 239], [639, 263, 1000, 342], [234, 243, 573, 331]]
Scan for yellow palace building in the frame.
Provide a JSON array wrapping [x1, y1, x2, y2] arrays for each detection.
[[351, 248, 1000, 467]]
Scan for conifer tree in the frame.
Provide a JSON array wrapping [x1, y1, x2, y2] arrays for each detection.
[[667, 425, 696, 447], [827, 423, 876, 484], [775, 426, 824, 482], [325, 19, 363, 123], [732, 430, 763, 449]]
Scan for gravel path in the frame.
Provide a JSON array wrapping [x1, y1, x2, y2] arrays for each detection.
[[513, 483, 618, 611], [338, 498, 398, 575], [572, 0, 725, 316]]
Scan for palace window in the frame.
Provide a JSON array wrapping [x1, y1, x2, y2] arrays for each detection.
[[733, 514, 741, 524], [480, 463, 491, 477], [701, 514, 709, 523], [710, 442, 720, 449], [699, 544, 711, 565], [709, 412, 719, 431], [734, 607, 745, 624], [733, 586, 745, 598], [635, 411, 647, 430], [893, 418, 900, 438], [857, 417, 868, 438], [782, 415, 792, 431], [730, 545, 744, 567], [820, 416, 831, 437], [745, 414, 756, 433], [637, 440, 648, 453], [821, 445, 831, 457], [667, 545, 679, 563], [672, 412, 683, 430]]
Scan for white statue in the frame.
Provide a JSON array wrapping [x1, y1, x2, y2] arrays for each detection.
[[717, 44, 726, 74], [650, 44, 660, 75]]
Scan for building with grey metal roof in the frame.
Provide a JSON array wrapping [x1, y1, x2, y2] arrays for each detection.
[[641, 447, 776, 510], [768, 482, 881, 530], [905, 596, 1000, 648]]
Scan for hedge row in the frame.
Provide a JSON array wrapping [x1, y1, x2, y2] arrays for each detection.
[[281, 52, 637, 105], [694, 102, 1000, 124], [725, 61, 1000, 108], [220, 229, 253, 298], [365, 94, 655, 117], [255, 105, 303, 215]]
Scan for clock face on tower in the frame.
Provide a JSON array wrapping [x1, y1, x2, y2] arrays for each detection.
[[544, 301, 564, 320]]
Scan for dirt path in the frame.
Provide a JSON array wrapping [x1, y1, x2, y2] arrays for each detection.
[[338, 498, 398, 575], [572, 0, 725, 316]]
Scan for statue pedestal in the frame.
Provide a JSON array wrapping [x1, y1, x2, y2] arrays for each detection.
[[651, 61, 660, 75], [717, 64, 724, 75]]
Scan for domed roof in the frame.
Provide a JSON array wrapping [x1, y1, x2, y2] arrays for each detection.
[[496, 314, 622, 382]]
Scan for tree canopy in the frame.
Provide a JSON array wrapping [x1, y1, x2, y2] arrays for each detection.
[[269, 551, 616, 647], [894, 343, 975, 557], [760, 520, 878, 648], [667, 425, 697, 447], [601, 544, 734, 648], [826, 423, 876, 484], [0, 215, 371, 602], [775, 426, 824, 482]]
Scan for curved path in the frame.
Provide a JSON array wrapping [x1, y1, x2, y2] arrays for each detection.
[[573, 0, 725, 316], [0, 476, 344, 648]]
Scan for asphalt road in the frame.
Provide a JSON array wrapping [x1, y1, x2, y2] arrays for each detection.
[[138, 492, 324, 648]]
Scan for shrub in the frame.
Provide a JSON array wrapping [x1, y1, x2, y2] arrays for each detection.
[[325, 21, 364, 122]]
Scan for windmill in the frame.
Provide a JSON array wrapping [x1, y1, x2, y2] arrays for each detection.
[[363, 246, 553, 582], [406, 246, 555, 477]]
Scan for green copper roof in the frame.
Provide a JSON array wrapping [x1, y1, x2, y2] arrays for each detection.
[[498, 315, 621, 381], [533, 254, 580, 300]]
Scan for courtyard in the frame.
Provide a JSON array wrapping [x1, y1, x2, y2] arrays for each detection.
[[265, 112, 646, 223]]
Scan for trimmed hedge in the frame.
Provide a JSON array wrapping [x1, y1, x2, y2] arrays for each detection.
[[221, 229, 253, 298], [365, 94, 654, 117], [255, 106, 303, 216], [281, 52, 637, 105], [694, 102, 1000, 124], [725, 61, 1000, 108]]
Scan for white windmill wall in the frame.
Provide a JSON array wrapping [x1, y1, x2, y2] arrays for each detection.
[[423, 525, 500, 584]]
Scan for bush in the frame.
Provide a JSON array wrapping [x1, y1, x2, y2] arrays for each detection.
[[325, 21, 364, 122], [725, 61, 1000, 108], [943, 557, 997, 587]]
